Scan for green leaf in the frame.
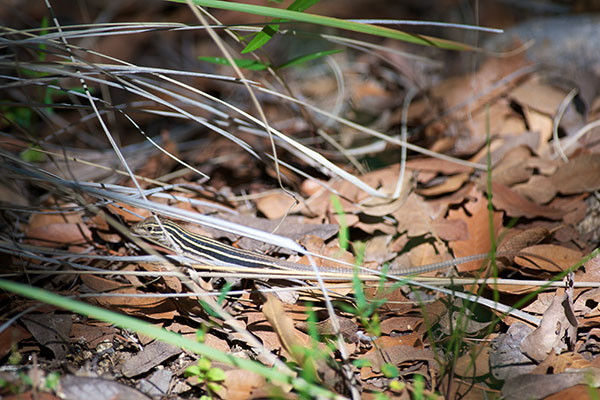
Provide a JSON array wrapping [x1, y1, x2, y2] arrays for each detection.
[[242, 0, 320, 54], [242, 23, 281, 54], [352, 359, 372, 368], [389, 379, 405, 391], [197, 56, 269, 71], [45, 372, 60, 390], [20, 145, 46, 162], [206, 367, 226, 382], [278, 49, 342, 69], [381, 363, 399, 378], [185, 365, 202, 377], [206, 381, 223, 392], [197, 357, 212, 372]]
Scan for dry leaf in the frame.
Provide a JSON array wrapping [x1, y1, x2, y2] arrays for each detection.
[[490, 322, 536, 380], [515, 244, 583, 273], [454, 342, 490, 377], [510, 76, 568, 115], [491, 181, 565, 219], [405, 158, 473, 175], [358, 170, 414, 216], [418, 172, 471, 196], [295, 315, 359, 343], [361, 340, 436, 374], [522, 106, 553, 152], [502, 369, 600, 400], [391, 193, 439, 237], [80, 275, 178, 319], [520, 291, 577, 362], [550, 153, 600, 194], [255, 192, 297, 220], [512, 175, 557, 204], [489, 146, 533, 187], [218, 369, 266, 400], [447, 188, 503, 272], [261, 294, 309, 364]]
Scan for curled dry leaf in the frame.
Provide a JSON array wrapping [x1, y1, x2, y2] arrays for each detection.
[[512, 175, 557, 204], [357, 170, 414, 217], [520, 290, 577, 362], [490, 322, 536, 380], [261, 294, 309, 364]]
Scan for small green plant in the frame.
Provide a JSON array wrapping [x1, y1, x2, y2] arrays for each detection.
[[184, 357, 226, 398]]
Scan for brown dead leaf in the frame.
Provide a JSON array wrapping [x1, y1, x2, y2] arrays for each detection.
[[454, 342, 490, 377], [255, 192, 297, 220], [363, 235, 394, 265], [261, 294, 309, 364], [545, 384, 600, 400], [405, 157, 473, 175], [537, 352, 592, 375], [447, 188, 503, 272], [574, 288, 600, 318], [0, 325, 30, 360], [418, 172, 471, 196], [361, 340, 436, 374], [520, 291, 577, 362], [498, 226, 549, 257], [406, 242, 451, 275], [391, 193, 439, 237], [431, 217, 468, 241], [22, 314, 71, 360], [510, 76, 568, 116], [489, 146, 533, 187], [522, 106, 553, 153], [512, 175, 557, 204], [139, 262, 182, 293], [121, 340, 182, 378], [502, 369, 600, 400], [218, 369, 266, 400], [303, 163, 412, 217], [379, 316, 422, 336], [26, 210, 92, 246], [550, 153, 600, 194], [295, 315, 359, 343], [491, 181, 565, 219], [70, 322, 116, 348], [80, 275, 178, 319], [357, 170, 414, 216], [515, 244, 583, 273]]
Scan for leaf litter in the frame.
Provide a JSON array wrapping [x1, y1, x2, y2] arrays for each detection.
[[2, 3, 600, 399]]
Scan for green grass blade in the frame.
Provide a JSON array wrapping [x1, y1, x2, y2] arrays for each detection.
[[278, 49, 342, 69], [0, 279, 338, 399], [198, 56, 268, 70], [242, 0, 321, 53], [177, 0, 474, 50]]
